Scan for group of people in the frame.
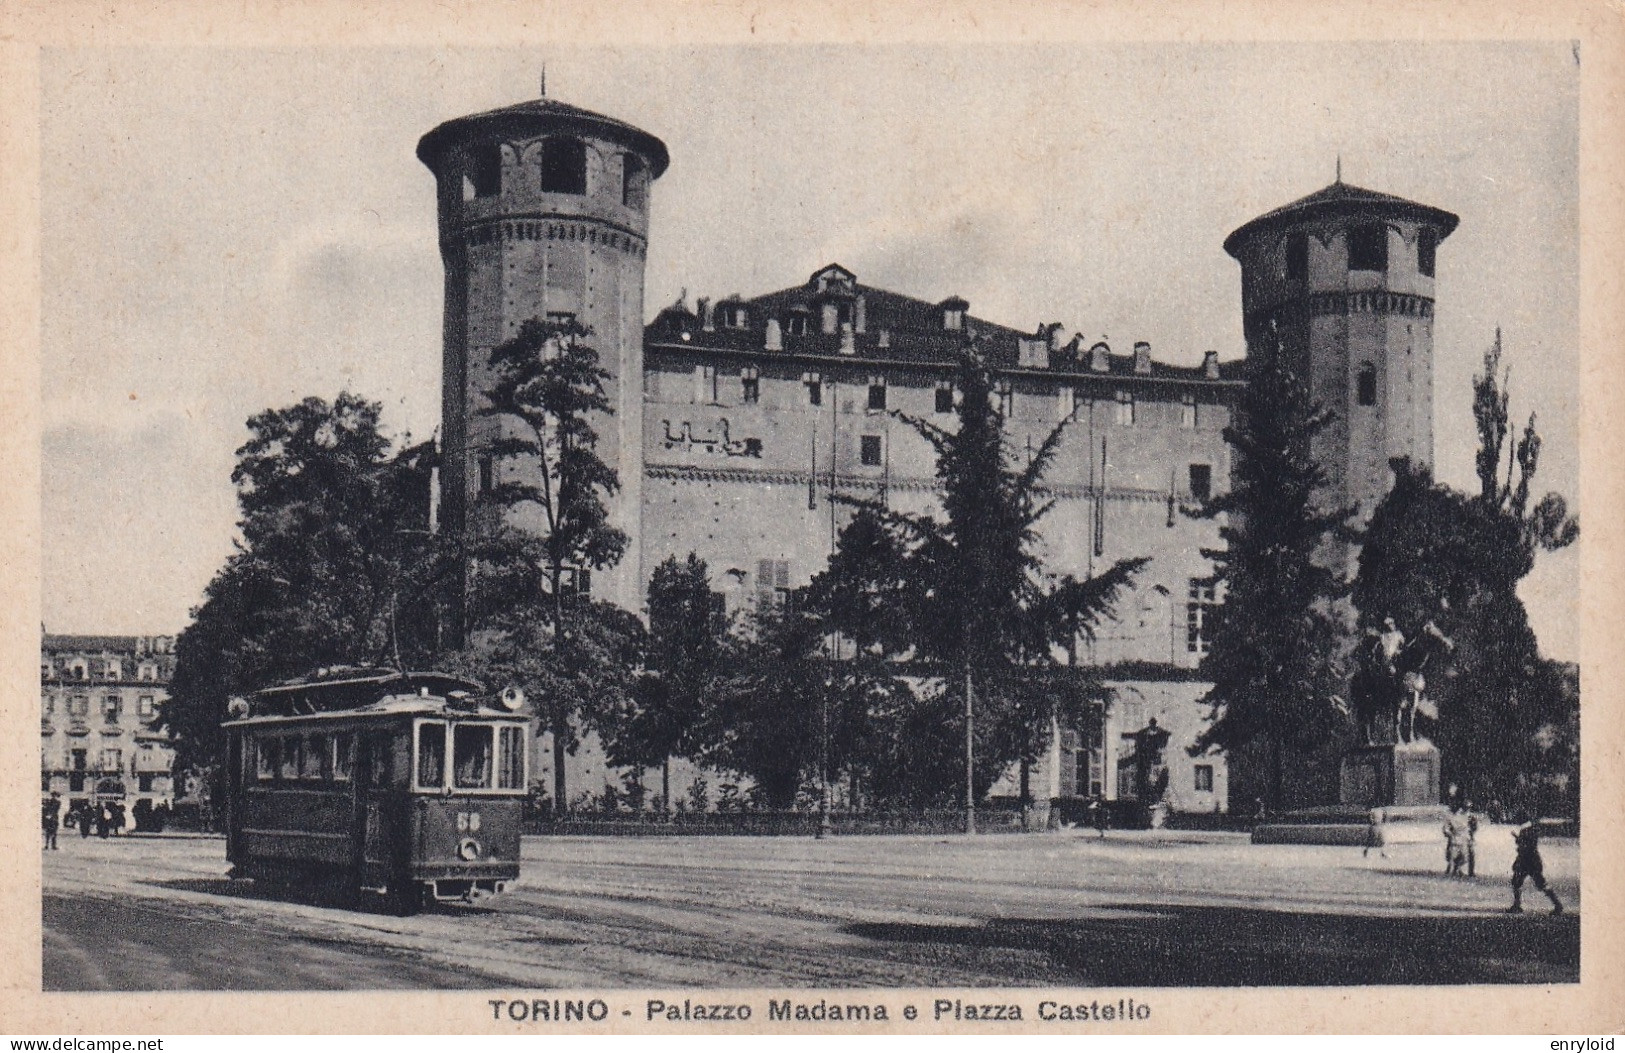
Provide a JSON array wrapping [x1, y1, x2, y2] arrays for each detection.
[[1438, 804, 1564, 914], [40, 791, 130, 847]]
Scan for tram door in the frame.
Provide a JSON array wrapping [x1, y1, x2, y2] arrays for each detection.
[[357, 727, 406, 890]]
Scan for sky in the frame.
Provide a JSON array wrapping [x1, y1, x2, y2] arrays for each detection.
[[40, 43, 1581, 659]]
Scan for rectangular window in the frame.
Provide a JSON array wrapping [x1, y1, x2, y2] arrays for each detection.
[[1180, 394, 1197, 429], [251, 736, 273, 780], [478, 456, 493, 494], [1348, 224, 1388, 272], [804, 372, 822, 406], [1188, 463, 1212, 502], [756, 559, 792, 607], [867, 377, 887, 412], [498, 726, 526, 790], [364, 731, 396, 789], [545, 310, 577, 328], [332, 733, 355, 782], [301, 735, 326, 780], [453, 724, 495, 789], [416, 721, 447, 791], [70, 695, 89, 716], [102, 749, 122, 772], [695, 364, 718, 404], [1194, 764, 1214, 792], [1115, 391, 1135, 426], [1187, 579, 1218, 655], [103, 696, 121, 723], [279, 736, 300, 781], [1418, 228, 1437, 277], [943, 308, 963, 331], [741, 365, 760, 404], [860, 435, 882, 466], [1357, 364, 1378, 407], [71, 749, 87, 772], [138, 773, 154, 792], [788, 314, 809, 336], [1285, 231, 1308, 280], [138, 695, 154, 719], [45, 694, 55, 715], [936, 381, 954, 414]]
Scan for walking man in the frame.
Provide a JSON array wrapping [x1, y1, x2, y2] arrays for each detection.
[[1507, 813, 1563, 914], [1465, 809, 1479, 877], [41, 792, 61, 850]]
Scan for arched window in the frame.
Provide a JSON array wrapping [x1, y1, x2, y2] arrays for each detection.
[[463, 144, 501, 200], [540, 137, 587, 195], [1418, 228, 1437, 277], [1357, 362, 1378, 406], [621, 153, 646, 208], [1348, 225, 1388, 272]]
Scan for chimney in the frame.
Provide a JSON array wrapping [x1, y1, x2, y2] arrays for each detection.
[[1203, 350, 1220, 379], [1090, 341, 1110, 372], [855, 296, 867, 334], [839, 321, 856, 355], [765, 318, 783, 352], [699, 297, 715, 332], [1046, 322, 1064, 352], [1133, 341, 1152, 374]]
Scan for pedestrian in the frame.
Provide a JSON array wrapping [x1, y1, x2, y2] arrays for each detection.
[[110, 801, 126, 836], [1088, 796, 1107, 839], [96, 803, 110, 839], [1443, 807, 1467, 876], [77, 805, 92, 838], [1465, 810, 1479, 878], [1362, 808, 1387, 859], [41, 792, 61, 850], [1507, 813, 1563, 914]]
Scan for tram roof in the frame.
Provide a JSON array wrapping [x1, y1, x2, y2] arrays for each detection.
[[234, 667, 496, 721], [222, 695, 521, 728]]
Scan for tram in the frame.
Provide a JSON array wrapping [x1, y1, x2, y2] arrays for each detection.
[[223, 667, 530, 914]]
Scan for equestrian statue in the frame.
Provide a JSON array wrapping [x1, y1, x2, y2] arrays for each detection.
[[1352, 604, 1456, 746]]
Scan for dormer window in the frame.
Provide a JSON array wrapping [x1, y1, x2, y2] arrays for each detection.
[[944, 308, 964, 331], [788, 313, 810, 337], [812, 265, 856, 294], [540, 136, 587, 195], [730, 306, 749, 329]]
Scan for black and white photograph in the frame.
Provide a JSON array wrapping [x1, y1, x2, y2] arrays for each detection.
[[9, 2, 1623, 1036]]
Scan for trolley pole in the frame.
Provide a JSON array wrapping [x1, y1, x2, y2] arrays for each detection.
[[964, 663, 976, 836]]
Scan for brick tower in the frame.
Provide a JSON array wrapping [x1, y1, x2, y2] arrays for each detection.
[[418, 92, 668, 624], [1224, 180, 1458, 526]]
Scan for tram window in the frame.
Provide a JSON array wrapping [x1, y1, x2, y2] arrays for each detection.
[[255, 736, 278, 781], [301, 734, 326, 780], [362, 731, 394, 788], [278, 736, 300, 781], [498, 726, 525, 790], [332, 733, 354, 782], [453, 724, 494, 789], [417, 722, 447, 790]]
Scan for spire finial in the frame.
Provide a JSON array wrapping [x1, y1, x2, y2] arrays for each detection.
[[539, 65, 547, 98], [1336, 155, 1342, 184]]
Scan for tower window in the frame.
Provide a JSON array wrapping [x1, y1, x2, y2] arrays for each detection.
[[1418, 228, 1437, 277], [464, 144, 501, 200], [1285, 231, 1308, 280], [936, 381, 955, 414], [1348, 225, 1388, 272], [1194, 764, 1214, 792], [1357, 362, 1378, 406], [540, 137, 588, 195], [860, 435, 882, 466], [1188, 463, 1212, 502], [478, 456, 494, 494], [621, 154, 646, 208], [867, 377, 887, 412]]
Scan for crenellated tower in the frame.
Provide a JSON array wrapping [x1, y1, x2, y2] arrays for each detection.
[[1224, 181, 1458, 526], [418, 93, 668, 624]]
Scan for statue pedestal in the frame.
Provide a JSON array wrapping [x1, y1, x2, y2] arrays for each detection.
[[1339, 742, 1441, 807]]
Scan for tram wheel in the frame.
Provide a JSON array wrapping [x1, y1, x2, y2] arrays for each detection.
[[386, 878, 424, 917]]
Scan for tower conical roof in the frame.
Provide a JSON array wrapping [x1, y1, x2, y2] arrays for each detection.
[[1224, 181, 1458, 259], [417, 97, 669, 178]]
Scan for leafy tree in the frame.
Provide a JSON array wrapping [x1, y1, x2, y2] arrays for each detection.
[[162, 394, 448, 771], [1354, 331, 1578, 806], [812, 342, 1142, 815], [471, 316, 631, 816], [601, 553, 724, 811], [1190, 338, 1353, 810]]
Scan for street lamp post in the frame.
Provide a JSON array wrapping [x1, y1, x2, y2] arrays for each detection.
[[965, 664, 976, 836]]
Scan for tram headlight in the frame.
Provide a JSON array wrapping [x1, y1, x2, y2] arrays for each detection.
[[458, 837, 481, 861]]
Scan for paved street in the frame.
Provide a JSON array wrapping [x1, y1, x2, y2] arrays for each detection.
[[41, 828, 1578, 990]]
